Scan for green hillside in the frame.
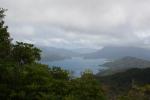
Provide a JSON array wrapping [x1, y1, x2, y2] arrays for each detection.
[[96, 68, 150, 100], [99, 56, 150, 75]]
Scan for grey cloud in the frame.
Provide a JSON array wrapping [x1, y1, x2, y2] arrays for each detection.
[[1, 0, 150, 49]]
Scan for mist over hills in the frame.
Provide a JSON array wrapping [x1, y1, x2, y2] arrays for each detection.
[[69, 48, 99, 54], [83, 46, 150, 60], [39, 46, 80, 62], [39, 46, 100, 62], [39, 46, 150, 62]]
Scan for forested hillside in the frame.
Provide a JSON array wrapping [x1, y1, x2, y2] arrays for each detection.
[[99, 56, 150, 75], [96, 68, 150, 100]]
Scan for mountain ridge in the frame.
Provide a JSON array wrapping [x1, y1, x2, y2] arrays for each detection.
[[83, 46, 150, 60], [98, 56, 150, 75], [39, 46, 80, 62]]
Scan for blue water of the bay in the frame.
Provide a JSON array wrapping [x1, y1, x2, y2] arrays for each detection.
[[42, 57, 108, 76]]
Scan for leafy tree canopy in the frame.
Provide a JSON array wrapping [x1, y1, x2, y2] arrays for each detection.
[[12, 42, 41, 65], [0, 8, 11, 62]]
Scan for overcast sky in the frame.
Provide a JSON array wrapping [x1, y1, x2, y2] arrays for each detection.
[[1, 0, 150, 49]]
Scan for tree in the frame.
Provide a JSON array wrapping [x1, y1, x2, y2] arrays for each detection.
[[118, 84, 150, 100], [49, 67, 70, 80], [0, 8, 6, 20], [12, 42, 41, 65], [66, 72, 106, 100], [0, 8, 12, 62]]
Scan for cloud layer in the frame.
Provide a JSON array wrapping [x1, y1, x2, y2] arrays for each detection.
[[1, 0, 150, 49]]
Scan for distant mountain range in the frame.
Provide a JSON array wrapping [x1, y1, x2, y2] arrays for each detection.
[[83, 46, 150, 60], [39, 46, 99, 62], [39, 46, 150, 62], [39, 46, 80, 62], [98, 56, 150, 75], [69, 48, 99, 54]]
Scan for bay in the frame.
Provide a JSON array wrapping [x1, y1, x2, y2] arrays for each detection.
[[42, 57, 108, 76]]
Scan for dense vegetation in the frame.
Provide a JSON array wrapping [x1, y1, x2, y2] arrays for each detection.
[[0, 8, 106, 100], [96, 57, 150, 100], [96, 68, 150, 100]]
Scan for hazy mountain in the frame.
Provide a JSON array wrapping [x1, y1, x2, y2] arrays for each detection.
[[99, 56, 150, 75], [39, 46, 80, 62], [83, 46, 150, 60], [69, 48, 99, 54]]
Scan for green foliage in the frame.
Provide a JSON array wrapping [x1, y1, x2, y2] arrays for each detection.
[[118, 85, 150, 100], [0, 62, 106, 100], [12, 42, 41, 65], [0, 8, 12, 62], [96, 68, 150, 99], [67, 72, 106, 100], [0, 63, 51, 100], [49, 67, 70, 80]]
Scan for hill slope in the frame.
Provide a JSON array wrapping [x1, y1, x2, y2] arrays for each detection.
[[98, 56, 150, 75], [95, 68, 150, 99]]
